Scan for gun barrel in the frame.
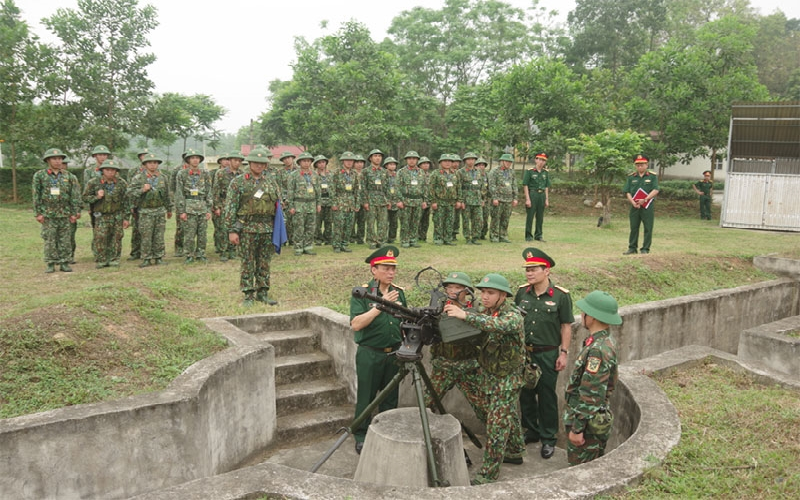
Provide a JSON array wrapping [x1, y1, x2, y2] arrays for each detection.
[[352, 286, 420, 319]]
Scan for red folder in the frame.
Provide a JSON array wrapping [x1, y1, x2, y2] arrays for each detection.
[[632, 188, 653, 209]]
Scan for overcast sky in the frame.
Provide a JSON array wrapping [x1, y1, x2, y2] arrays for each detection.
[[16, 0, 798, 135]]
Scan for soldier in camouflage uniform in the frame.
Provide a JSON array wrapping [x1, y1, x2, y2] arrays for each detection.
[[61, 156, 78, 264], [476, 158, 490, 239], [314, 155, 333, 245], [362, 149, 389, 249], [212, 152, 231, 255], [286, 152, 321, 255], [514, 247, 574, 459], [32, 148, 82, 273], [457, 152, 484, 245], [83, 160, 130, 268], [351, 154, 367, 244], [128, 153, 172, 267], [429, 154, 461, 245], [175, 149, 212, 263], [84, 145, 111, 258], [397, 151, 428, 248], [488, 153, 518, 243], [127, 148, 151, 261], [277, 151, 297, 245], [564, 290, 621, 465], [417, 156, 432, 242], [170, 153, 190, 256], [384, 157, 402, 244], [444, 273, 526, 484], [523, 152, 552, 242], [213, 151, 244, 261], [224, 148, 282, 306], [331, 152, 359, 253]]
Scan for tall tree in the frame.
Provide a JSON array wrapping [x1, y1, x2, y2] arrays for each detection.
[[752, 12, 800, 98], [43, 0, 158, 152]]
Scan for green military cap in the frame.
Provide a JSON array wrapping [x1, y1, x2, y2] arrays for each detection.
[[354, 154, 366, 162], [141, 153, 163, 164], [218, 152, 230, 161], [475, 273, 513, 296], [522, 247, 555, 268], [418, 156, 432, 165], [475, 157, 488, 166], [137, 148, 151, 157], [576, 291, 623, 325], [228, 151, 245, 160], [62, 156, 71, 165], [382, 156, 398, 167], [100, 159, 121, 170], [91, 145, 111, 156], [279, 151, 296, 160], [42, 148, 67, 162], [183, 148, 205, 162], [365, 245, 400, 266], [438, 153, 450, 163], [451, 154, 462, 162], [404, 151, 420, 159], [463, 152, 478, 160], [499, 153, 514, 162], [313, 155, 328, 166], [443, 271, 474, 291], [246, 149, 272, 163], [368, 149, 383, 157], [296, 151, 314, 162], [340, 151, 355, 161]]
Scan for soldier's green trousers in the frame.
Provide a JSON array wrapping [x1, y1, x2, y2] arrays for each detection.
[[418, 206, 431, 241], [566, 425, 610, 465], [476, 371, 525, 481], [239, 231, 274, 293], [93, 212, 125, 264], [183, 213, 208, 258], [70, 221, 77, 261], [400, 205, 422, 245], [425, 357, 485, 422], [353, 208, 365, 243], [333, 209, 355, 250], [433, 203, 456, 243], [316, 205, 333, 244], [291, 211, 316, 252], [463, 204, 483, 241], [520, 348, 559, 445], [130, 209, 141, 257], [174, 216, 184, 255], [139, 208, 167, 260], [212, 211, 225, 253], [41, 217, 72, 265], [480, 204, 490, 238], [699, 194, 711, 220], [525, 192, 546, 240], [365, 204, 388, 246], [628, 205, 655, 252], [354, 345, 400, 443], [490, 202, 512, 240], [387, 208, 399, 242]]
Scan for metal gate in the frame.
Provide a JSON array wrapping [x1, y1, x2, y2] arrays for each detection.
[[721, 158, 800, 231]]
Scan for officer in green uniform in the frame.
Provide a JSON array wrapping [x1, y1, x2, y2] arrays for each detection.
[[417, 156, 433, 242], [564, 290, 621, 465], [314, 155, 333, 245], [513, 247, 574, 459], [128, 153, 172, 267], [693, 170, 713, 220], [175, 149, 213, 263], [32, 148, 82, 273], [523, 152, 551, 242], [444, 273, 526, 484], [456, 152, 484, 245], [213, 151, 245, 261], [82, 160, 130, 268], [350, 245, 406, 454], [396, 151, 427, 248], [286, 151, 321, 255], [224, 148, 282, 306], [488, 153, 518, 243], [623, 154, 659, 254]]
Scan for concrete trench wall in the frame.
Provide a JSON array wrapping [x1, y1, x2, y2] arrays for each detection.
[[1, 279, 798, 499], [739, 315, 800, 378]]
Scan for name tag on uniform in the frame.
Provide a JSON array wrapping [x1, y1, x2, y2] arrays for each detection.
[[504, 182, 511, 187], [307, 187, 314, 194], [254, 189, 264, 199], [190, 188, 199, 196], [471, 180, 479, 185], [374, 179, 382, 185], [50, 187, 61, 196], [345, 184, 353, 191], [411, 180, 418, 185], [390, 188, 395, 194], [321, 183, 328, 189], [446, 181, 454, 187]]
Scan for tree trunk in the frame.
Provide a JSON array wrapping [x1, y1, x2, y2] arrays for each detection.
[[601, 189, 612, 226], [710, 148, 717, 181], [11, 142, 18, 203]]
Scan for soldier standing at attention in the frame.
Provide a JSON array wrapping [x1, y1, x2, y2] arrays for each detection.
[[564, 290, 621, 465], [429, 154, 461, 246], [286, 151, 321, 256], [444, 273, 526, 485], [623, 155, 659, 255], [352, 154, 367, 244], [514, 247, 574, 459], [384, 157, 401, 244], [175, 149, 212, 263], [277, 151, 297, 245], [33, 148, 82, 273], [363, 149, 389, 249], [212, 153, 231, 255], [417, 156, 433, 242], [397, 151, 427, 248], [170, 152, 190, 257], [82, 160, 130, 268], [84, 145, 111, 259], [349, 245, 406, 454], [224, 149, 282, 307], [476, 158, 490, 240], [488, 153, 518, 243], [61, 156, 78, 264], [331, 151, 359, 253], [128, 153, 171, 267], [457, 152, 484, 245], [213, 152, 245, 261], [127, 148, 151, 262], [314, 155, 333, 246], [523, 152, 551, 242], [693, 170, 713, 220]]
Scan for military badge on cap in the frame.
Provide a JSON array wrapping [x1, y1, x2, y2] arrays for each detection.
[[522, 247, 555, 268], [365, 245, 400, 266], [634, 154, 649, 164]]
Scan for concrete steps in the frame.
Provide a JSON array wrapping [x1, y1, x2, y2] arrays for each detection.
[[256, 329, 319, 357], [276, 405, 353, 444], [276, 378, 349, 418]]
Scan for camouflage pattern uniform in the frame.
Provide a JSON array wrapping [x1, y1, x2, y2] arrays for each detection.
[[223, 170, 281, 301], [32, 165, 82, 269], [362, 165, 389, 248], [461, 299, 526, 483], [385, 167, 401, 243], [331, 160, 359, 252], [352, 159, 367, 243], [126, 164, 147, 260], [315, 162, 333, 245], [276, 165, 296, 244], [175, 167, 213, 260], [397, 163, 428, 247], [286, 166, 321, 255], [456, 165, 485, 244], [478, 162, 491, 239], [428, 164, 460, 245], [488, 164, 516, 242], [83, 173, 130, 266], [128, 169, 171, 263], [213, 164, 242, 260], [170, 164, 189, 256], [564, 329, 618, 465], [417, 160, 432, 241]]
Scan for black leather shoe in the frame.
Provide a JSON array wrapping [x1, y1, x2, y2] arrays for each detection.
[[623, 249, 638, 255], [355, 441, 364, 455], [640, 249, 649, 254], [541, 444, 555, 459], [503, 456, 523, 465]]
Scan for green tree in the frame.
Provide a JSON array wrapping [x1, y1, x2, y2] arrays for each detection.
[[568, 129, 644, 225], [752, 12, 800, 98]]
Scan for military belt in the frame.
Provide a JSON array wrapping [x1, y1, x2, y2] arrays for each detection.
[[359, 343, 401, 354], [526, 344, 559, 353], [405, 195, 423, 199], [293, 197, 316, 202], [536, 189, 545, 193], [435, 342, 478, 361]]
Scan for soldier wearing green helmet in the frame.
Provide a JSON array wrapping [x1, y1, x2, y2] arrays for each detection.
[[211, 153, 233, 256], [382, 157, 402, 244], [456, 151, 485, 245], [352, 154, 367, 244], [428, 153, 461, 245], [331, 151, 359, 252], [475, 157, 491, 239], [83, 144, 111, 187], [417, 156, 433, 241], [32, 148, 82, 273], [213, 151, 246, 261], [313, 155, 333, 246], [443, 272, 526, 485], [397, 151, 428, 248], [82, 160, 130, 268], [361, 149, 389, 249], [175, 148, 212, 263], [488, 153, 518, 243], [276, 151, 296, 246], [564, 290, 621, 466], [286, 151, 321, 255], [128, 153, 172, 267], [126, 148, 155, 261]]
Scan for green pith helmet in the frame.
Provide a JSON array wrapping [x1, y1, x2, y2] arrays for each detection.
[[183, 148, 204, 162], [443, 271, 474, 291], [418, 156, 431, 166], [382, 156, 398, 167], [451, 154, 462, 162], [475, 157, 488, 166], [91, 145, 111, 156], [463, 152, 478, 160], [279, 151, 296, 161], [576, 290, 623, 325], [499, 153, 514, 162], [314, 155, 328, 166], [296, 151, 314, 162], [354, 154, 366, 162], [475, 273, 513, 296], [438, 153, 450, 163], [368, 149, 383, 158], [246, 149, 272, 163], [141, 153, 163, 165], [42, 148, 67, 162], [217, 152, 230, 161], [100, 160, 121, 170], [340, 151, 355, 161], [62, 157, 71, 165], [404, 150, 420, 159], [228, 151, 245, 160], [137, 148, 151, 158]]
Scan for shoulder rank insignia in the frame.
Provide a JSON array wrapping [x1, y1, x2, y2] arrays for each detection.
[[586, 356, 602, 374], [393, 284, 405, 291], [519, 284, 529, 288], [554, 285, 570, 294]]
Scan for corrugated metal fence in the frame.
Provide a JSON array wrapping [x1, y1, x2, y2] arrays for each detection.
[[722, 158, 800, 231]]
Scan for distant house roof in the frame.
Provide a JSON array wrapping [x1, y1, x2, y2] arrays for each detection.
[[730, 102, 800, 159], [240, 145, 306, 158]]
